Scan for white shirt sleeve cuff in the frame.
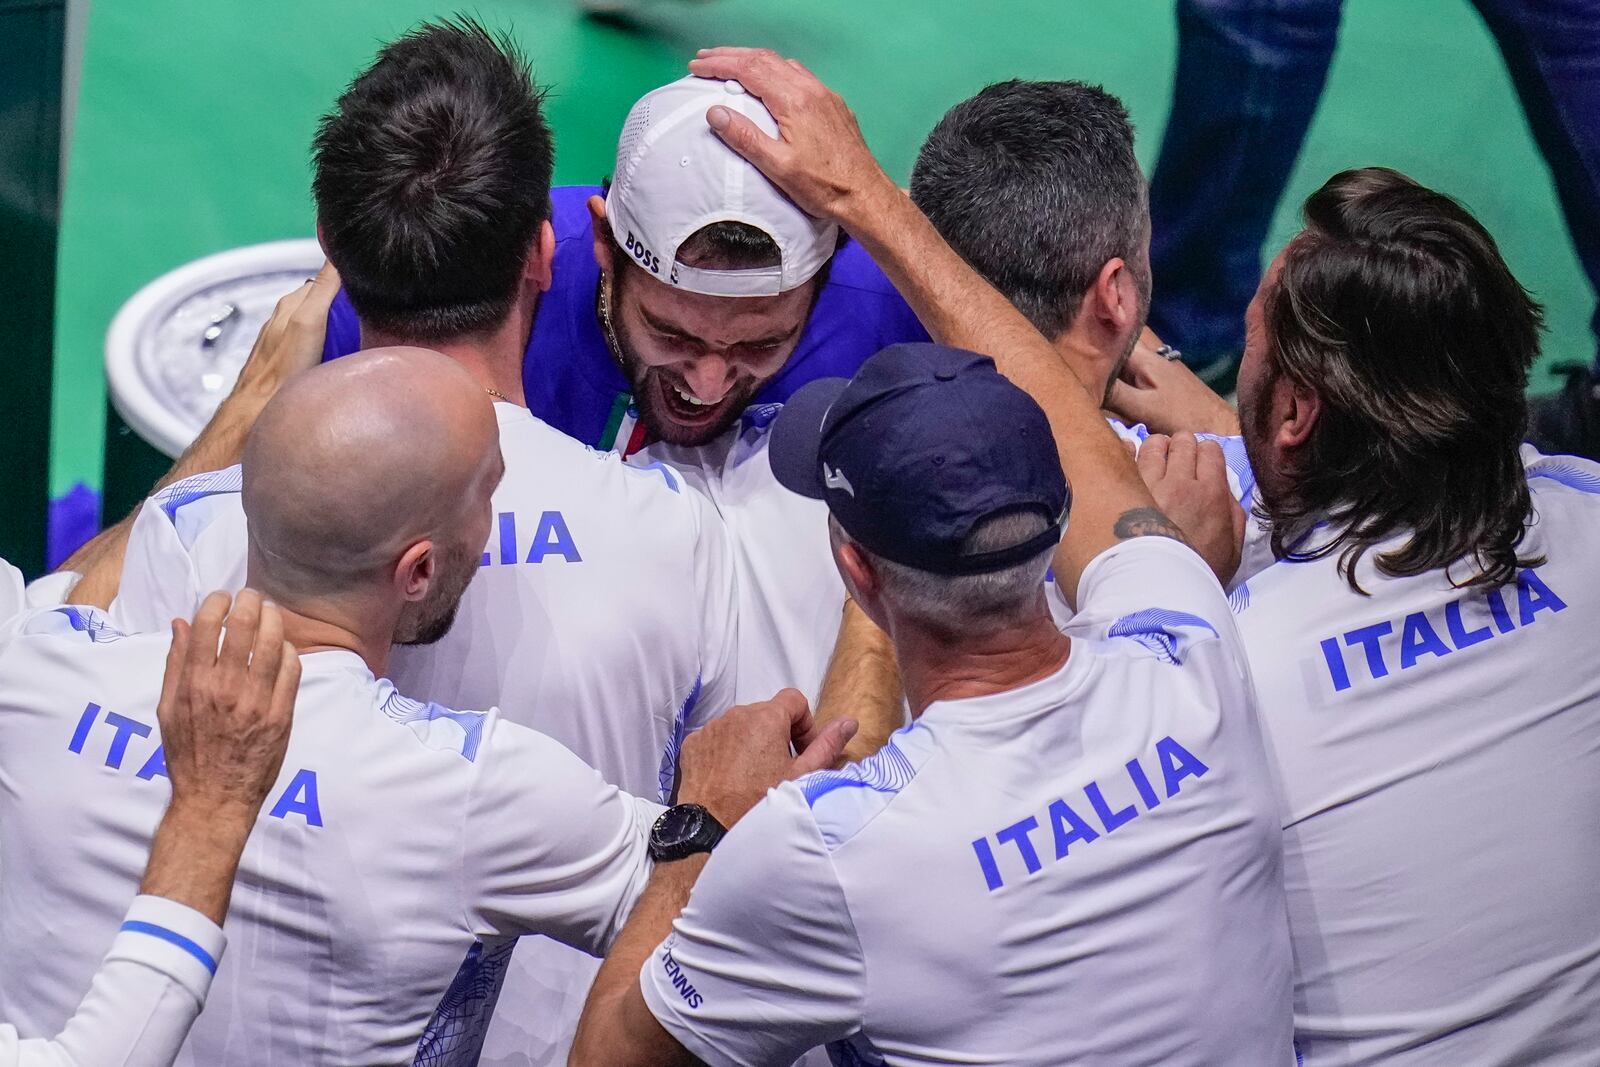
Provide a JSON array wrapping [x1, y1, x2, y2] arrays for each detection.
[[637, 947, 743, 1067], [106, 896, 228, 1005]]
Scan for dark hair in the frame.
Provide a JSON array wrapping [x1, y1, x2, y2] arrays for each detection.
[[677, 221, 781, 270], [610, 218, 838, 290], [312, 16, 553, 342], [909, 80, 1146, 338], [1262, 167, 1544, 590]]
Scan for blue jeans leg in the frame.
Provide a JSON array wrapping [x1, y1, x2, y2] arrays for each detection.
[[1472, 0, 1600, 366], [1148, 0, 1344, 363]]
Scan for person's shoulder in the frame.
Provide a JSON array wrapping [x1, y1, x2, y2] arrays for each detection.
[[371, 678, 497, 766], [550, 185, 603, 239], [819, 235, 905, 299], [149, 465, 244, 519], [1524, 446, 1600, 506], [502, 406, 705, 512], [788, 720, 942, 854], [0, 605, 163, 694]]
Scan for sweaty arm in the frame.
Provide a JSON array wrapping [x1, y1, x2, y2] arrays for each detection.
[[0, 590, 298, 1067], [814, 598, 903, 765], [687, 49, 1181, 608], [64, 265, 339, 609]]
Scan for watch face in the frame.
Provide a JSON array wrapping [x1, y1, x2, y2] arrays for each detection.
[[654, 804, 705, 849]]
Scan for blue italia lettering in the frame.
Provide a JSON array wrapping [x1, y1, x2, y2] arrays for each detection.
[[1517, 569, 1566, 624], [1344, 622, 1393, 679], [269, 769, 324, 826], [102, 712, 152, 770], [67, 703, 99, 754], [1399, 613, 1451, 669], [974, 735, 1209, 892], [1320, 638, 1352, 692], [482, 510, 583, 568], [1084, 781, 1138, 833], [1486, 589, 1516, 633], [136, 747, 168, 781], [971, 837, 1004, 891], [66, 702, 322, 828], [1125, 757, 1161, 810], [1047, 799, 1099, 859], [1444, 600, 1491, 648], [995, 816, 1043, 874], [1317, 568, 1568, 692]]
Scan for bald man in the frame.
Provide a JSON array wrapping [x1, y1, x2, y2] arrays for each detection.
[[0, 350, 843, 1066]]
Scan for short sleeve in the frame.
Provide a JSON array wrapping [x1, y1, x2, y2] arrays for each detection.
[[1068, 537, 1242, 668], [463, 715, 661, 955], [687, 490, 739, 732], [110, 471, 249, 635], [640, 785, 865, 1067]]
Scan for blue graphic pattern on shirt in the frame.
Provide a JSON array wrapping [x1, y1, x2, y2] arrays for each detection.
[[1528, 456, 1600, 494], [380, 692, 489, 763], [657, 675, 702, 803], [154, 467, 244, 520], [412, 939, 517, 1067], [1107, 608, 1220, 665]]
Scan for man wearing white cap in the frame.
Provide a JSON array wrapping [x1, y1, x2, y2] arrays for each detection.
[[315, 55, 927, 717], [321, 73, 926, 456]]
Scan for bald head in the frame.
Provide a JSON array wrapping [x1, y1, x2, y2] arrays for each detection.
[[242, 347, 502, 605]]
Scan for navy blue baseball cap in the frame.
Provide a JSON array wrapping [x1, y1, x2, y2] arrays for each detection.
[[769, 343, 1069, 575]]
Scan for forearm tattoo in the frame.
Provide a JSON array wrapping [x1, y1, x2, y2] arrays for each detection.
[[1112, 507, 1190, 544]]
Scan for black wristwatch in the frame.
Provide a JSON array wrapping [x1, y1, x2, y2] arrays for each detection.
[[649, 804, 727, 862]]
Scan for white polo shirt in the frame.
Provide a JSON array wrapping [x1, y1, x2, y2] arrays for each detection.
[[0, 606, 657, 1066], [109, 402, 737, 1067], [1231, 446, 1600, 1065], [640, 536, 1294, 1067], [637, 404, 843, 708]]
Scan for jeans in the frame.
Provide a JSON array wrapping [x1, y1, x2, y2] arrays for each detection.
[[1148, 0, 1600, 368]]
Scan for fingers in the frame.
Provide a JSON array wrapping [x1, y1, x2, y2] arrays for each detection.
[[690, 47, 825, 117], [294, 261, 341, 329], [768, 688, 813, 748], [245, 600, 286, 710], [788, 718, 859, 780], [216, 588, 263, 695], [1136, 433, 1169, 483], [706, 106, 782, 170], [156, 618, 192, 732], [187, 591, 232, 681], [1106, 377, 1155, 425], [1166, 432, 1199, 480], [1196, 437, 1227, 489]]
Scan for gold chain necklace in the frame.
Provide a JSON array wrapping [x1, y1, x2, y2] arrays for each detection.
[[597, 272, 628, 374], [485, 386, 510, 402]]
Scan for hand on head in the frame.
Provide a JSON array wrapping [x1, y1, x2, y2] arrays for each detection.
[[1135, 434, 1246, 586], [233, 261, 342, 401], [675, 689, 858, 827], [158, 589, 299, 821], [689, 48, 890, 222]]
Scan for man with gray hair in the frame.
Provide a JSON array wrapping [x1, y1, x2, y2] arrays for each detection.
[[574, 348, 1293, 1067], [566, 52, 1294, 1062]]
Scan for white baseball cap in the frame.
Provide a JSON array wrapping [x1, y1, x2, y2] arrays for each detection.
[[605, 75, 839, 298]]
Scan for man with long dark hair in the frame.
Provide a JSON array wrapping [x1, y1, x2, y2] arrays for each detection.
[[1119, 166, 1600, 1064]]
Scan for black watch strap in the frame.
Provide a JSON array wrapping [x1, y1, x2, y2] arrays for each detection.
[[649, 803, 728, 863]]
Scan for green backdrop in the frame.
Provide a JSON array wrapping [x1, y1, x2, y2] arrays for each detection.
[[51, 0, 1595, 514]]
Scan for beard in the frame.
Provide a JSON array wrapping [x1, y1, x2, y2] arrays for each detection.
[[395, 537, 479, 647], [1236, 360, 1285, 521], [615, 331, 766, 448]]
